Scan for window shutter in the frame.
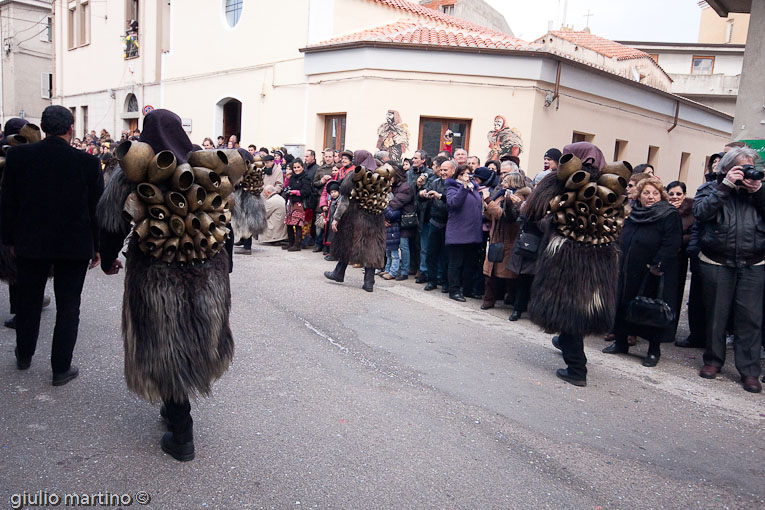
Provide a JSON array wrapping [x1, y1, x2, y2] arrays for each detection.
[[41, 73, 51, 99]]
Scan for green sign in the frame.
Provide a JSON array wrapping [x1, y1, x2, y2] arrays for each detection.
[[742, 139, 765, 168]]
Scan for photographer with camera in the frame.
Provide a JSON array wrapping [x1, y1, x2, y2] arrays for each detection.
[[693, 146, 764, 393]]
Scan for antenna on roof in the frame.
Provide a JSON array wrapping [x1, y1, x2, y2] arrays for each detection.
[[561, 0, 568, 28], [583, 9, 595, 30]]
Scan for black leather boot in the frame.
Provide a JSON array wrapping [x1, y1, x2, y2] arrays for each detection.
[[362, 267, 375, 292], [324, 261, 347, 283], [288, 228, 302, 251]]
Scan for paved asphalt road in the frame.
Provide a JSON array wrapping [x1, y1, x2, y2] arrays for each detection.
[[1, 243, 763, 509]]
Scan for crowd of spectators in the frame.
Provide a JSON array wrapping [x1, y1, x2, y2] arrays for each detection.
[[232, 138, 764, 393], [67, 127, 765, 393]]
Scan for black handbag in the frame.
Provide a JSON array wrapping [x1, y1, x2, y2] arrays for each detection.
[[625, 272, 675, 328], [401, 210, 418, 229], [487, 216, 505, 262], [488, 242, 505, 262], [515, 229, 541, 258]]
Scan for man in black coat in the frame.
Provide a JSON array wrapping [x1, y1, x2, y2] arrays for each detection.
[[1, 105, 103, 385]]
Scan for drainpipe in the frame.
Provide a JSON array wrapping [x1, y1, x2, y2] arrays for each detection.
[[667, 100, 679, 132], [552, 60, 561, 103]]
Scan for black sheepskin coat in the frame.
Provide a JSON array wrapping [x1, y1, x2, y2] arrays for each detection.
[[528, 170, 620, 337], [97, 166, 234, 403], [330, 173, 385, 268]]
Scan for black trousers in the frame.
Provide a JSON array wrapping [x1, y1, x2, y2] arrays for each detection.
[[660, 253, 689, 342], [447, 243, 480, 294], [163, 396, 193, 442], [472, 232, 489, 295], [483, 275, 514, 306], [9, 282, 18, 314], [15, 257, 88, 373], [513, 274, 534, 313], [558, 332, 587, 380], [426, 225, 446, 284], [686, 256, 706, 344], [699, 261, 763, 378]]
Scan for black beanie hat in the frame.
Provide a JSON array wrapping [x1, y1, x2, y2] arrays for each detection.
[[544, 148, 562, 163]]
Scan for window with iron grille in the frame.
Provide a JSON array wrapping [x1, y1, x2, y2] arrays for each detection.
[[225, 0, 243, 27]]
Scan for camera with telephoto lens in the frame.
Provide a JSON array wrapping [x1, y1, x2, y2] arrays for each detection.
[[742, 165, 764, 181]]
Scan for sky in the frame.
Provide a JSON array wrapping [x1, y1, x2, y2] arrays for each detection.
[[485, 0, 703, 43]]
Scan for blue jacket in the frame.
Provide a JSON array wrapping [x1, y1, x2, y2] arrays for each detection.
[[384, 207, 402, 251]]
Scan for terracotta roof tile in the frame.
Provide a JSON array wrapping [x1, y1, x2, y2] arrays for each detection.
[[545, 30, 651, 61], [309, 20, 536, 51], [369, 0, 508, 37]]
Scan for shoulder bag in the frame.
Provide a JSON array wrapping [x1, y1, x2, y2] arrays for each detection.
[[625, 272, 675, 328], [513, 218, 542, 259], [401, 209, 418, 229], [487, 215, 505, 263]]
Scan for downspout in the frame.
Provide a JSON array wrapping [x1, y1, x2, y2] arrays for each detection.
[[552, 59, 561, 103], [667, 100, 679, 132]]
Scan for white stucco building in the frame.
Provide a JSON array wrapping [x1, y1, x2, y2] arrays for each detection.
[[54, 0, 733, 192], [0, 0, 53, 127]]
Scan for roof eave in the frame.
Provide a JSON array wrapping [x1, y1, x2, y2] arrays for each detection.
[[299, 41, 732, 121], [300, 40, 539, 56]]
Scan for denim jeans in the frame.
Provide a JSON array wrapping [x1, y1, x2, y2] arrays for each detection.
[[419, 222, 431, 273], [400, 237, 411, 275], [385, 249, 401, 277]]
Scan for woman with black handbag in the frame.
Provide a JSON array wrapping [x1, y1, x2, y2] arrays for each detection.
[[481, 172, 530, 309], [603, 177, 682, 367], [506, 176, 547, 321]]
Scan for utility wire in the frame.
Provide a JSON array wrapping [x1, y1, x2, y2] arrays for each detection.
[[16, 25, 49, 46]]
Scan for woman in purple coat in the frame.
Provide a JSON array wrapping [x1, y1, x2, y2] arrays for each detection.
[[445, 164, 484, 302]]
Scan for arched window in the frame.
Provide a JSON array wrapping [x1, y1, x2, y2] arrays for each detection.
[[224, 0, 243, 28], [125, 93, 138, 113]]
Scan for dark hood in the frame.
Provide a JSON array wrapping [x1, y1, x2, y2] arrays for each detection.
[[562, 142, 606, 171], [138, 109, 193, 164]]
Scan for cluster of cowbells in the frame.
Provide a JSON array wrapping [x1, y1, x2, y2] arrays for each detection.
[[549, 155, 632, 245], [117, 142, 245, 263], [0, 123, 42, 173], [239, 153, 266, 196], [349, 165, 392, 215]]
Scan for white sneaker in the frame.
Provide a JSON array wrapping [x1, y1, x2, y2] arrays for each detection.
[[725, 334, 734, 349]]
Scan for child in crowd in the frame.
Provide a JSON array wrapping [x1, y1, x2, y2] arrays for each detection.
[[381, 189, 402, 280], [322, 181, 341, 258]]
